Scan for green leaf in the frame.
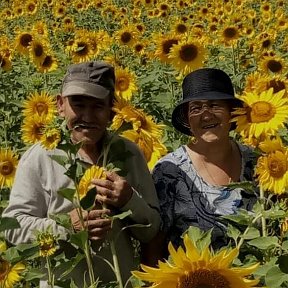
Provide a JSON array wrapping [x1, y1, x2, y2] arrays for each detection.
[[248, 236, 279, 250], [241, 227, 260, 240], [112, 210, 132, 220], [185, 226, 212, 251], [226, 224, 241, 243], [253, 257, 278, 277], [58, 188, 76, 203], [80, 187, 97, 211], [226, 181, 255, 193], [16, 243, 39, 260], [3, 247, 21, 263], [0, 217, 20, 232], [25, 268, 46, 281], [49, 155, 68, 167], [69, 231, 88, 250], [57, 252, 85, 279], [49, 213, 72, 230], [265, 266, 288, 288], [278, 255, 288, 274], [282, 240, 288, 252]]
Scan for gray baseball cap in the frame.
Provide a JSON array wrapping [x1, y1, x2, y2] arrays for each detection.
[[61, 61, 115, 99]]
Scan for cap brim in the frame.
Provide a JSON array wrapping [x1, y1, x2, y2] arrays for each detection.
[[61, 81, 110, 99], [171, 92, 243, 136]]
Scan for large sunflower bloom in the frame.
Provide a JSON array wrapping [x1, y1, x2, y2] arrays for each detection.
[[36, 54, 58, 73], [21, 116, 51, 145], [0, 148, 18, 189], [133, 234, 259, 288], [0, 241, 25, 288], [22, 91, 56, 120], [78, 165, 107, 199], [255, 137, 288, 195], [15, 32, 33, 56], [169, 37, 207, 75], [232, 88, 288, 139], [115, 67, 138, 101]]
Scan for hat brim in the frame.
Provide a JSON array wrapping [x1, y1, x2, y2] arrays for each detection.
[[171, 91, 243, 136], [61, 81, 110, 99]]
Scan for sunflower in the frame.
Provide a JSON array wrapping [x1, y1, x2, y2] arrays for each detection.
[[69, 36, 94, 63], [153, 33, 180, 63], [22, 91, 56, 120], [78, 165, 107, 199], [232, 88, 288, 139], [32, 21, 49, 38], [53, 4, 66, 18], [37, 232, 58, 257], [173, 21, 189, 35], [0, 258, 25, 288], [111, 99, 165, 139], [15, 32, 33, 55], [219, 25, 240, 45], [133, 233, 259, 288], [36, 54, 58, 73], [29, 38, 49, 65], [114, 25, 139, 47], [40, 128, 61, 150], [115, 67, 138, 101], [169, 37, 206, 75], [255, 137, 288, 195], [21, 116, 50, 145], [259, 55, 286, 74], [25, 0, 38, 15], [0, 148, 18, 189]]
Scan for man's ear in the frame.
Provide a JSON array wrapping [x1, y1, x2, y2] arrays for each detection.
[[56, 95, 65, 117]]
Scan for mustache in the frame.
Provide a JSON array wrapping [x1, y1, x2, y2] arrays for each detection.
[[72, 121, 98, 130]]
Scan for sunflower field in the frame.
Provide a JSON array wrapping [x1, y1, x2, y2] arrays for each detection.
[[0, 0, 288, 287]]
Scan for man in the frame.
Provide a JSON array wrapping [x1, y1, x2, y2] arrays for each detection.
[[3, 61, 161, 287]]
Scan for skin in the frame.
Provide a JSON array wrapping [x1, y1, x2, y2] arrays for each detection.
[[57, 94, 133, 240]]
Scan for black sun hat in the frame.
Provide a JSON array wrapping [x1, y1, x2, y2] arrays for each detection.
[[171, 68, 243, 135]]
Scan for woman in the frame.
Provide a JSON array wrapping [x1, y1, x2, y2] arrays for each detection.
[[142, 68, 258, 265]]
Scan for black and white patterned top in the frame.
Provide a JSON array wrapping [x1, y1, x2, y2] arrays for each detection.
[[152, 142, 258, 249]]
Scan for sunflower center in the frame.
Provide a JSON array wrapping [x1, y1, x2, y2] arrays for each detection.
[[0, 161, 13, 176], [267, 60, 282, 73], [35, 102, 48, 115], [34, 44, 44, 57], [0, 259, 10, 280], [75, 42, 89, 56], [179, 44, 198, 62], [177, 24, 187, 33], [223, 27, 237, 39], [177, 269, 230, 288], [42, 56, 53, 68], [268, 152, 287, 178], [121, 32, 132, 44], [117, 78, 129, 91], [262, 39, 271, 49], [20, 34, 33, 48], [163, 39, 178, 54], [268, 80, 285, 93], [250, 101, 275, 123]]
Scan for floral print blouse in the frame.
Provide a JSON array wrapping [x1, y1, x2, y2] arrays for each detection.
[[152, 142, 258, 249]]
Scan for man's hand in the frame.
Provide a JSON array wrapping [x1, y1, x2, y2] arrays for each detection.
[[91, 171, 133, 208], [69, 208, 112, 241]]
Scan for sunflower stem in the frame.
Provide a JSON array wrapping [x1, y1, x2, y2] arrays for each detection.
[[237, 213, 263, 249], [260, 187, 267, 237], [46, 256, 55, 288]]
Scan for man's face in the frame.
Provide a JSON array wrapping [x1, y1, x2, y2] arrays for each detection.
[[57, 95, 111, 145]]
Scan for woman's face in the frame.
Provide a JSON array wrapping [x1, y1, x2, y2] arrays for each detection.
[[187, 99, 232, 143]]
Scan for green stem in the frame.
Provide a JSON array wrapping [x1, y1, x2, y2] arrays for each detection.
[[237, 214, 263, 249], [231, 43, 237, 77], [260, 187, 267, 237], [109, 235, 124, 288], [46, 256, 55, 288]]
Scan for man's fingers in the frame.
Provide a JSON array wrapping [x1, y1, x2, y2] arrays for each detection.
[[105, 171, 121, 181]]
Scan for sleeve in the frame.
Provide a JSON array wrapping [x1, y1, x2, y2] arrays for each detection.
[[119, 141, 161, 243], [2, 146, 68, 245], [152, 161, 176, 235]]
